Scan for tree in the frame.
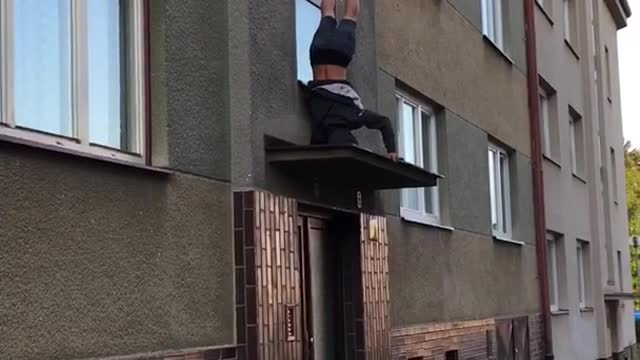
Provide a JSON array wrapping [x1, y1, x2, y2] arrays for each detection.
[[625, 141, 640, 310]]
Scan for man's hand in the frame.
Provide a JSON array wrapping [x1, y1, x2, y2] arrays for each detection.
[[388, 153, 399, 162]]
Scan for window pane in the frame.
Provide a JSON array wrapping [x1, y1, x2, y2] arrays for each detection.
[[577, 244, 585, 304], [547, 238, 557, 307], [88, 0, 126, 150], [489, 150, 497, 230], [401, 102, 416, 165], [14, 0, 72, 136], [499, 153, 508, 234], [422, 111, 433, 171], [403, 188, 421, 212], [296, 0, 320, 83]]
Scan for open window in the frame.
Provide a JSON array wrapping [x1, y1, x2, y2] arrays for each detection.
[[488, 143, 511, 239], [295, 0, 321, 83], [396, 91, 440, 225]]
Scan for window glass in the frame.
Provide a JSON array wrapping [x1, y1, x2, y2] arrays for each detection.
[[296, 0, 320, 83], [577, 242, 586, 306], [14, 0, 72, 136], [489, 149, 497, 230], [88, 0, 126, 150], [547, 235, 558, 310]]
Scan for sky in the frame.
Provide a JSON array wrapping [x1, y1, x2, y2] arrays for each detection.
[[14, 0, 123, 149], [620, 0, 640, 149]]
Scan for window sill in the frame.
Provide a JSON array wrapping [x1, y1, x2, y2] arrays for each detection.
[[493, 236, 525, 246], [572, 173, 587, 184], [401, 211, 454, 232], [551, 309, 570, 316], [543, 154, 562, 169], [482, 35, 515, 65], [580, 306, 595, 313], [535, 1, 555, 25], [0, 132, 172, 176], [564, 39, 580, 60]]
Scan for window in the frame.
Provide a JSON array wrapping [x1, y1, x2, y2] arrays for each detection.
[[563, 0, 578, 46], [577, 240, 589, 308], [397, 92, 439, 225], [538, 80, 558, 160], [618, 251, 624, 292], [482, 0, 509, 52], [605, 46, 612, 100], [611, 148, 619, 202], [569, 107, 585, 178], [539, 88, 551, 156], [296, 0, 321, 83], [488, 143, 511, 239], [445, 350, 459, 360], [547, 233, 560, 311], [0, 0, 146, 162]]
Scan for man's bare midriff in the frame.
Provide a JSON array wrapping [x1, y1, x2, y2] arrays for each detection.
[[313, 64, 348, 81]]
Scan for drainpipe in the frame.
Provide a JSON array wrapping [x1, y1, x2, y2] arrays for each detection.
[[523, 0, 554, 358]]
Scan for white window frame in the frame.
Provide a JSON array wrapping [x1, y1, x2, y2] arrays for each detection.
[[482, 0, 504, 50], [0, 0, 146, 163], [488, 143, 512, 239], [548, 233, 560, 312], [396, 91, 440, 226], [539, 87, 551, 156], [577, 241, 587, 308]]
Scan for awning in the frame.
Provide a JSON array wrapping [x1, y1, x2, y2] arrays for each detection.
[[265, 138, 442, 190]]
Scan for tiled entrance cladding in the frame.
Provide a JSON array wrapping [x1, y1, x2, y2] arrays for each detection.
[[391, 314, 544, 360]]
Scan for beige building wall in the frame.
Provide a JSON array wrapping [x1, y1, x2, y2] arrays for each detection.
[[536, 0, 634, 358]]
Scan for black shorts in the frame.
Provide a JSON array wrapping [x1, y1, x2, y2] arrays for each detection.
[[310, 16, 356, 68]]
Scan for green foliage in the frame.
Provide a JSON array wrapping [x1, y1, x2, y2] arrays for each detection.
[[626, 141, 640, 237], [625, 141, 640, 310]]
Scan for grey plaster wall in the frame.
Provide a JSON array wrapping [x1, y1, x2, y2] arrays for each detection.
[[388, 218, 540, 327], [445, 111, 492, 235], [0, 145, 234, 360], [511, 151, 535, 245], [377, 0, 531, 157], [446, 0, 482, 32], [149, 0, 230, 181]]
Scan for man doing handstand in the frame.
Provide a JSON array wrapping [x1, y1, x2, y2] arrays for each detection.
[[306, 0, 398, 160]]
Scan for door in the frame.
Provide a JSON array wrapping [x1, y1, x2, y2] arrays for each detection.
[[299, 215, 345, 360], [607, 301, 620, 355]]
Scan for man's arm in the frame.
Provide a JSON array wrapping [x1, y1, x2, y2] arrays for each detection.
[[361, 110, 397, 157], [321, 0, 336, 18]]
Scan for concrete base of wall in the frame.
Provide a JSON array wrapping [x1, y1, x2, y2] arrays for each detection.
[[391, 314, 544, 360], [84, 346, 236, 360]]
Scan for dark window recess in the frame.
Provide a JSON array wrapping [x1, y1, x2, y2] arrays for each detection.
[[487, 330, 495, 358], [408, 357, 424, 360], [446, 350, 459, 360], [286, 305, 296, 341]]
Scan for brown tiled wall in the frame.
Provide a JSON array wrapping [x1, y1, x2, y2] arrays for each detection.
[[234, 191, 259, 360], [391, 314, 544, 360], [361, 215, 392, 359], [234, 191, 303, 360]]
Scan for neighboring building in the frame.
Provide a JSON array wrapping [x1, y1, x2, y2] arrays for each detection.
[[534, 0, 635, 358], [0, 1, 633, 360]]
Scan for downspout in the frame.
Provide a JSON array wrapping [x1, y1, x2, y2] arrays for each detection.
[[523, 0, 554, 359]]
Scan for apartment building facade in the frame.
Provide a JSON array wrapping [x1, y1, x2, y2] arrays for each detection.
[[0, 0, 633, 360], [534, 0, 635, 358]]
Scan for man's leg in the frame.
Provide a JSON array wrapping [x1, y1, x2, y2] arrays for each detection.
[[343, 0, 359, 22], [321, 0, 336, 18]]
